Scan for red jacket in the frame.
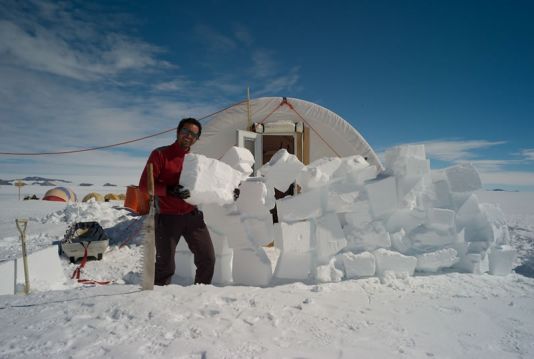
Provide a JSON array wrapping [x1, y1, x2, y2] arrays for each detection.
[[139, 141, 196, 215]]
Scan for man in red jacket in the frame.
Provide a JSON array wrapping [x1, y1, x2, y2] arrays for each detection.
[[139, 118, 215, 285]]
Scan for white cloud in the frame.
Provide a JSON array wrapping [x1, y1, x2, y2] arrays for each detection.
[[521, 149, 534, 161], [251, 49, 277, 78], [256, 67, 300, 95], [417, 139, 506, 162], [0, 3, 169, 81]]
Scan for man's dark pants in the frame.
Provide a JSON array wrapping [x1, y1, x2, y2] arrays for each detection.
[[154, 210, 215, 285]]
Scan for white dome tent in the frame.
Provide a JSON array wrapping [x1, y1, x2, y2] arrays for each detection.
[[193, 97, 384, 172]]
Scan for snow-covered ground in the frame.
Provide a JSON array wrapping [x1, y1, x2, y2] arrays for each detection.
[[1, 185, 534, 358]]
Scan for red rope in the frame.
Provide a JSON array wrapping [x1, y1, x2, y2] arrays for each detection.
[[0, 100, 246, 156], [71, 244, 111, 285]]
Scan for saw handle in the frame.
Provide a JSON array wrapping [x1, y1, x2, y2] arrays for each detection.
[[147, 163, 154, 198]]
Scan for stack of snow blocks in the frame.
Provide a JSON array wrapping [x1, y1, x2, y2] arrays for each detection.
[[176, 144, 516, 287]]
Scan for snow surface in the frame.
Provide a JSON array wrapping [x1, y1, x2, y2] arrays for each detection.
[[1, 185, 534, 358]]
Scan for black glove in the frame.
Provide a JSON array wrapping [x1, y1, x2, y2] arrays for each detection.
[[233, 188, 240, 201], [167, 184, 190, 199]]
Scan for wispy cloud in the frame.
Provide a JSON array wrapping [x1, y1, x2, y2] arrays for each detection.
[[0, 6, 169, 82], [521, 149, 534, 161], [418, 139, 506, 162]]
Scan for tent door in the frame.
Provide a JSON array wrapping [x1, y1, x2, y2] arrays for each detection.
[[237, 130, 263, 174]]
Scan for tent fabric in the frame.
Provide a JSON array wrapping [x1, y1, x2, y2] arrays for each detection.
[[43, 187, 77, 202], [193, 97, 384, 170], [104, 193, 120, 201], [82, 192, 104, 202]]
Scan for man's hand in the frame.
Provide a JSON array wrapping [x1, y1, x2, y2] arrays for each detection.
[[233, 188, 240, 201], [167, 184, 190, 199]]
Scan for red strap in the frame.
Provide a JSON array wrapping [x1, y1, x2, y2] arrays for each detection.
[[71, 244, 111, 285]]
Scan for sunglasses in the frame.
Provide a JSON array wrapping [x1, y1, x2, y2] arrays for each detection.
[[179, 128, 200, 139]]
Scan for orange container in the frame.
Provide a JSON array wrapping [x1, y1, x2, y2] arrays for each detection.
[[124, 185, 150, 215]]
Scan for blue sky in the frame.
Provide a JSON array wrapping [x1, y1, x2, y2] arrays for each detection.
[[0, 0, 533, 190]]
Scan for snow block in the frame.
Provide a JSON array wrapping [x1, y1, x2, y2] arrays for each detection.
[[314, 213, 347, 265], [208, 230, 232, 256], [212, 252, 233, 285], [297, 157, 342, 192], [315, 258, 343, 283], [235, 179, 273, 218], [220, 146, 255, 179], [341, 251, 376, 278], [181, 153, 243, 206], [386, 208, 426, 233], [232, 248, 272, 286], [274, 251, 313, 281], [242, 216, 274, 247], [455, 253, 487, 274], [344, 221, 391, 252], [455, 194, 482, 231], [409, 225, 457, 251], [445, 163, 482, 193], [16, 246, 66, 292], [259, 149, 304, 192], [384, 144, 427, 176], [342, 200, 373, 229], [390, 229, 412, 254], [201, 203, 236, 234], [0, 259, 16, 295], [489, 245, 517, 276], [432, 177, 454, 210], [273, 221, 312, 253], [416, 248, 459, 272], [326, 188, 360, 213], [365, 176, 398, 219], [426, 208, 456, 232], [173, 243, 196, 282], [276, 187, 326, 222], [333, 155, 370, 179], [374, 248, 417, 277]]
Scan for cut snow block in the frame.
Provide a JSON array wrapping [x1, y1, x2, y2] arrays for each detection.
[[409, 225, 457, 251], [374, 248, 417, 277], [386, 208, 426, 233], [235, 180, 272, 217], [243, 216, 274, 247], [445, 163, 482, 193], [390, 229, 412, 254], [274, 251, 313, 281], [384, 145, 427, 176], [16, 246, 67, 292], [344, 221, 391, 252], [455, 253, 487, 274], [207, 230, 232, 256], [232, 248, 272, 286], [201, 203, 236, 234], [489, 245, 517, 276], [333, 155, 370, 178], [416, 248, 459, 273], [181, 153, 243, 206], [220, 146, 255, 179], [342, 200, 373, 229], [455, 194, 482, 231], [0, 259, 16, 295], [297, 157, 342, 192], [260, 149, 304, 192], [314, 213, 347, 265], [326, 189, 360, 213], [341, 252, 376, 278], [315, 258, 343, 283], [173, 249, 196, 282], [207, 213, 252, 249], [212, 252, 233, 285], [432, 178, 454, 209], [426, 208, 456, 232], [365, 176, 398, 219], [274, 221, 312, 253], [276, 187, 326, 222]]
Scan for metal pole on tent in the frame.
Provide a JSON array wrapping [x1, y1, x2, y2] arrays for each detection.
[[247, 87, 252, 129], [15, 218, 30, 295]]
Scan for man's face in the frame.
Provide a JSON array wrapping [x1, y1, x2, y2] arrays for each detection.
[[177, 123, 200, 149]]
